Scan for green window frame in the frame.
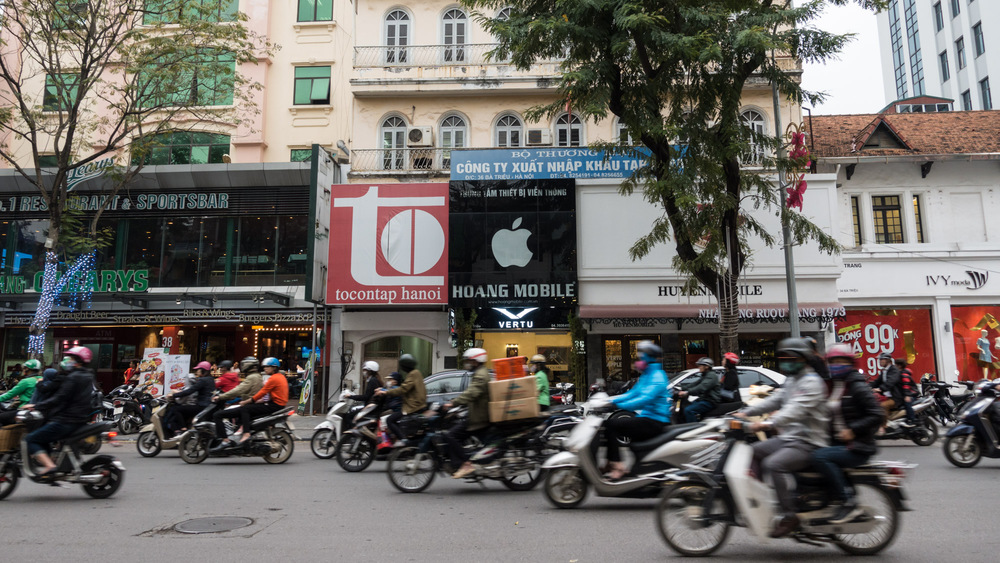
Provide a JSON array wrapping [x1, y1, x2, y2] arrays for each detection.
[[872, 195, 904, 244], [143, 0, 238, 24], [297, 0, 333, 22], [293, 67, 331, 105], [132, 131, 231, 165], [37, 155, 59, 168], [290, 149, 312, 162], [43, 74, 79, 112]]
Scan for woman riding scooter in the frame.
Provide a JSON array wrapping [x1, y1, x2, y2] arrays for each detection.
[[166, 362, 215, 435]]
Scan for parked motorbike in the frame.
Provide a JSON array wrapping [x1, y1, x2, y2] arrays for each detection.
[[310, 390, 360, 459], [875, 395, 938, 446], [177, 402, 295, 464], [943, 379, 1000, 467], [921, 376, 976, 426], [110, 384, 155, 435], [135, 397, 183, 457], [541, 394, 727, 509], [0, 411, 125, 500], [655, 418, 913, 557], [550, 382, 575, 405]]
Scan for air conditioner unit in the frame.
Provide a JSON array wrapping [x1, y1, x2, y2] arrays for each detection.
[[407, 126, 433, 147], [525, 128, 552, 146]]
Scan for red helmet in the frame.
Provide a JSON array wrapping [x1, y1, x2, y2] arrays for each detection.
[[826, 343, 856, 363], [66, 345, 92, 364], [723, 352, 740, 365]]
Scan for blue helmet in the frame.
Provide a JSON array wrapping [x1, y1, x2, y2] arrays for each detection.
[[262, 357, 280, 367]]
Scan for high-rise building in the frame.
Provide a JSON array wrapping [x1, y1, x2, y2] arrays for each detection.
[[877, 0, 998, 110]]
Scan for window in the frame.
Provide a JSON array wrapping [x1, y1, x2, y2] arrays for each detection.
[[889, 2, 908, 99], [973, 23, 985, 57], [962, 89, 973, 110], [43, 74, 79, 112], [736, 370, 778, 388], [385, 10, 410, 64], [939, 51, 950, 81], [913, 195, 925, 243], [956, 37, 966, 69], [138, 50, 235, 108], [425, 373, 464, 395], [297, 0, 332, 23], [872, 195, 905, 244], [442, 8, 468, 62], [379, 116, 407, 170], [555, 113, 582, 147], [981, 77, 992, 110], [903, 0, 925, 96], [851, 196, 862, 247], [439, 114, 467, 168], [950, 0, 960, 19], [233, 216, 309, 286], [37, 155, 59, 168], [616, 119, 633, 145], [494, 114, 523, 148], [739, 109, 766, 166], [126, 217, 229, 287], [53, 1, 88, 30], [933, 2, 944, 32], [293, 67, 331, 105], [144, 0, 238, 24], [132, 131, 230, 165], [290, 149, 312, 162]]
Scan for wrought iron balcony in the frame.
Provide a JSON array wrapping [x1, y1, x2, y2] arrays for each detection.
[[353, 43, 562, 68], [350, 148, 457, 174]]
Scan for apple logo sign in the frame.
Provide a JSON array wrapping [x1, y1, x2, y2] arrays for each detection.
[[381, 209, 445, 274], [492, 217, 533, 268]]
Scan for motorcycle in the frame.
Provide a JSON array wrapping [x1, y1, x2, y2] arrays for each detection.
[[921, 375, 977, 426], [875, 395, 938, 446], [334, 401, 404, 471], [541, 394, 727, 509], [310, 390, 361, 459], [655, 418, 913, 557], [135, 397, 184, 457], [0, 411, 126, 500], [110, 384, 155, 435], [176, 402, 295, 464], [943, 379, 1000, 467], [550, 382, 575, 405]]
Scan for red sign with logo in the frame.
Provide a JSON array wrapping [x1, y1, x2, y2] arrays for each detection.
[[834, 309, 936, 382], [327, 183, 449, 305]]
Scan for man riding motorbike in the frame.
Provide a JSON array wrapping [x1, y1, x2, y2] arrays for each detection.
[[167, 361, 216, 435], [0, 359, 42, 425], [211, 356, 265, 448], [894, 358, 919, 427], [446, 348, 492, 479], [811, 344, 885, 524], [211, 357, 287, 451], [734, 337, 830, 538], [377, 355, 426, 447], [677, 357, 721, 423], [602, 340, 671, 480], [871, 352, 902, 420]]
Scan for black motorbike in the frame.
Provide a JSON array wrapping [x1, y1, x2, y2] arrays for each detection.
[[921, 375, 976, 426], [943, 380, 1000, 467], [177, 402, 295, 464]]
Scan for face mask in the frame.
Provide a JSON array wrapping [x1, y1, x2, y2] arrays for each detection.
[[60, 357, 77, 371], [829, 364, 854, 379], [778, 360, 804, 374]]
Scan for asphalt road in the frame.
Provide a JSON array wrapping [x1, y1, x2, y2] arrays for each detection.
[[2, 436, 997, 562]]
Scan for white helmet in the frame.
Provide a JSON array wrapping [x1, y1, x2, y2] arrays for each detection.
[[362, 361, 379, 373], [463, 348, 488, 364]]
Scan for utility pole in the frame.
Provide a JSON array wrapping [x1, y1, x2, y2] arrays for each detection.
[[772, 83, 801, 338]]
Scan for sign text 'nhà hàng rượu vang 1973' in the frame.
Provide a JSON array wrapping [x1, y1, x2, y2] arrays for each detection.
[[0, 270, 149, 295]]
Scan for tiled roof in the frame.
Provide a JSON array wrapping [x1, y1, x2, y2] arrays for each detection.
[[807, 111, 1000, 158]]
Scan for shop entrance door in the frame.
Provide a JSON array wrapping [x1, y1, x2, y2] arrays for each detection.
[[601, 335, 660, 386]]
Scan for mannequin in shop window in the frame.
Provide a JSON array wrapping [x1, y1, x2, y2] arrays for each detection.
[[978, 330, 993, 379]]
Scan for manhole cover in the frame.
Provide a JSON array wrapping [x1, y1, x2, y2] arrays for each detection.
[[173, 517, 254, 534]]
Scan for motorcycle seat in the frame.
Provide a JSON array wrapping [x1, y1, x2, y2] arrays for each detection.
[[705, 401, 744, 418], [61, 421, 112, 444], [249, 408, 293, 428], [630, 422, 703, 452]]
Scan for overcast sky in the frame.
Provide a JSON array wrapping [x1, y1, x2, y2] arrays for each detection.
[[801, 3, 885, 115]]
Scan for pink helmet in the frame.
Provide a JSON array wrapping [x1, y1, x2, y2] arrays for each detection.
[[826, 343, 856, 364], [66, 346, 92, 364], [194, 361, 212, 372]]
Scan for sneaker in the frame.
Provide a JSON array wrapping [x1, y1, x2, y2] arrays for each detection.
[[829, 501, 862, 524], [769, 513, 801, 538]]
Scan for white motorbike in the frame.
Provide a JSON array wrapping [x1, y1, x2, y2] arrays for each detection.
[[655, 419, 914, 557], [541, 393, 727, 509], [310, 390, 358, 459]]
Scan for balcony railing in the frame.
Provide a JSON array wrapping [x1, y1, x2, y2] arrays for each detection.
[[350, 148, 457, 173], [354, 43, 562, 68]]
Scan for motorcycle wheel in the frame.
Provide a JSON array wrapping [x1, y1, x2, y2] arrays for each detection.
[[0, 459, 19, 501], [178, 434, 209, 464], [834, 484, 899, 555], [543, 467, 588, 509], [911, 418, 938, 446], [118, 415, 140, 435], [79, 435, 102, 455], [336, 434, 376, 472], [263, 430, 295, 464], [943, 434, 982, 468], [501, 467, 544, 491], [80, 459, 125, 499], [387, 446, 437, 493], [655, 482, 731, 557], [136, 431, 162, 458], [310, 429, 337, 459]]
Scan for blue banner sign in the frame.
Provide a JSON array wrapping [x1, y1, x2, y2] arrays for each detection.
[[450, 148, 649, 181]]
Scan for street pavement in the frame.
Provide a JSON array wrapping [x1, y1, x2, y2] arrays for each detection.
[[2, 437, 997, 562]]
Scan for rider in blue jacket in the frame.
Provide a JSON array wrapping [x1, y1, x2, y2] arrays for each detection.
[[604, 340, 672, 480]]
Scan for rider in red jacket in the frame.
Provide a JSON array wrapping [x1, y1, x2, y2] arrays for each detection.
[[215, 360, 240, 393]]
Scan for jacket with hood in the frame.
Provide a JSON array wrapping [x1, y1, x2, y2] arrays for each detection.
[[612, 362, 672, 423], [35, 367, 96, 424], [451, 364, 490, 430], [827, 371, 884, 455], [742, 367, 830, 448], [680, 369, 722, 405]]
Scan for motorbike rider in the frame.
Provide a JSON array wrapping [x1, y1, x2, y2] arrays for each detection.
[[356, 361, 383, 405], [0, 359, 43, 426], [602, 340, 671, 480], [211, 357, 288, 451], [734, 337, 830, 538], [210, 356, 265, 447], [677, 357, 721, 423], [21, 347, 96, 480], [811, 344, 885, 524], [167, 361, 216, 435], [529, 354, 551, 412], [894, 358, 918, 427], [446, 348, 492, 479], [871, 352, 903, 420], [215, 360, 239, 392], [377, 354, 426, 448], [720, 352, 741, 403]]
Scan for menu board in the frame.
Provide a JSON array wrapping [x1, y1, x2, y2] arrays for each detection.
[[137, 348, 191, 397]]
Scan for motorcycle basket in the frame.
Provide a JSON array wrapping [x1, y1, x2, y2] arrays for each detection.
[[0, 423, 25, 452]]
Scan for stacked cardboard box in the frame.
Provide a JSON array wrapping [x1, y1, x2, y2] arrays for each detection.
[[488, 376, 540, 422]]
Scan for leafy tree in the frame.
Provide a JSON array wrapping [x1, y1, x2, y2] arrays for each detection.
[[0, 0, 272, 355], [467, 0, 884, 353]]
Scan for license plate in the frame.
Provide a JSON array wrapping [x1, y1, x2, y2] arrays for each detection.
[[113, 407, 123, 415]]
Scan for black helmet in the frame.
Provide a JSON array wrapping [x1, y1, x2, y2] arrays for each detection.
[[219, 360, 233, 370], [776, 337, 812, 359], [398, 354, 417, 372], [240, 356, 260, 372], [878, 352, 893, 361]]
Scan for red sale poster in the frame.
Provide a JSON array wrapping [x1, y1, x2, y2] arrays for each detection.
[[951, 305, 1000, 381], [834, 309, 936, 382]]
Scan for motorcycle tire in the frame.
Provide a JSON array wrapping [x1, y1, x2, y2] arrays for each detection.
[[944, 434, 982, 468], [500, 450, 544, 491], [911, 419, 938, 446], [834, 484, 899, 555], [336, 434, 376, 472], [136, 431, 162, 458], [79, 435, 102, 455], [655, 482, 731, 557], [543, 467, 588, 509], [0, 459, 19, 501], [178, 434, 209, 464], [80, 458, 125, 499], [310, 429, 337, 459], [263, 430, 295, 464], [387, 446, 437, 493], [118, 415, 140, 435]]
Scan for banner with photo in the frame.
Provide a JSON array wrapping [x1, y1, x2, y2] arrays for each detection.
[[137, 348, 191, 397]]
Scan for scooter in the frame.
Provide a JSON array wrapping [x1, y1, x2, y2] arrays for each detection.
[[655, 418, 913, 557], [875, 395, 938, 446], [310, 390, 359, 459], [943, 379, 1000, 467], [177, 402, 296, 464], [335, 402, 402, 472], [541, 393, 727, 509], [135, 397, 183, 457], [0, 411, 126, 500]]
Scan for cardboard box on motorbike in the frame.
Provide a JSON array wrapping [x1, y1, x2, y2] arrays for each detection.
[[488, 398, 540, 422], [488, 376, 538, 402]]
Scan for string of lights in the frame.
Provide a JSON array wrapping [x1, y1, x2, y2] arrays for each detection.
[[26, 250, 98, 355]]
